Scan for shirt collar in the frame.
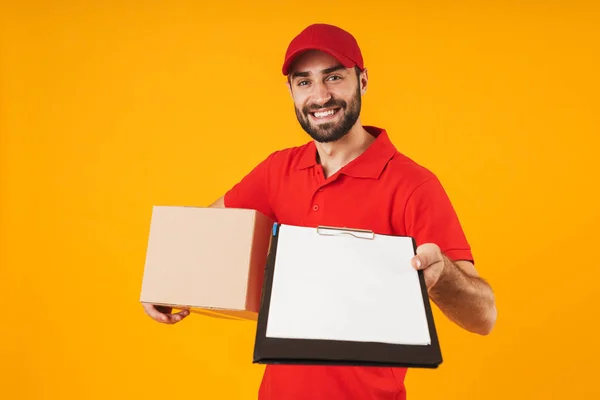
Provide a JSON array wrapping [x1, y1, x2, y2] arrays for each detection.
[[296, 126, 397, 180]]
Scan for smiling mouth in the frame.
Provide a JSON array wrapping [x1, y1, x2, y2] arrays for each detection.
[[309, 108, 341, 119]]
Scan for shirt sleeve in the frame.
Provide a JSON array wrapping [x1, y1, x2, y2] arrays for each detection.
[[223, 152, 277, 221], [403, 177, 474, 263]]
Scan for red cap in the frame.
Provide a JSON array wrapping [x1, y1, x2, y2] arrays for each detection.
[[282, 23, 364, 76]]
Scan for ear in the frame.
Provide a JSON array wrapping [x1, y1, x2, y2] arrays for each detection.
[[286, 80, 293, 99], [360, 68, 368, 95]]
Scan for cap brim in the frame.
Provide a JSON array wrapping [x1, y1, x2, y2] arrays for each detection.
[[282, 46, 356, 76]]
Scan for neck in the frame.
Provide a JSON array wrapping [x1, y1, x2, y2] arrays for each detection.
[[315, 121, 375, 178]]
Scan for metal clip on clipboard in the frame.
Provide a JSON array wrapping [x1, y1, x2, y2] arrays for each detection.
[[316, 225, 375, 240]]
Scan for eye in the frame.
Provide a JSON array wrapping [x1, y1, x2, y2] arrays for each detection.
[[297, 80, 310, 87], [326, 75, 342, 81]]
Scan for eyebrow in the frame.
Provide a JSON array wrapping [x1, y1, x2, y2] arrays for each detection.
[[291, 64, 347, 80]]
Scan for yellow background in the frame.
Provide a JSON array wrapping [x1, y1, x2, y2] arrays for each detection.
[[1, 1, 599, 399]]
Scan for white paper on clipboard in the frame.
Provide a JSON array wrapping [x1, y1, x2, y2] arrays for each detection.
[[265, 224, 432, 346]]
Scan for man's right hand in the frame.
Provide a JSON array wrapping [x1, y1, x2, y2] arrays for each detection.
[[141, 196, 223, 325], [142, 303, 190, 324]]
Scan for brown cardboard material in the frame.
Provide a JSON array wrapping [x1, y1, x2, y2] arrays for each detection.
[[140, 206, 274, 321]]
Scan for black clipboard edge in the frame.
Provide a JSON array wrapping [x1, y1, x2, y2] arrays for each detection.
[[253, 222, 281, 362], [411, 235, 444, 367]]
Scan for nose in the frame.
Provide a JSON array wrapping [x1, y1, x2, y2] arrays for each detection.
[[311, 81, 332, 106]]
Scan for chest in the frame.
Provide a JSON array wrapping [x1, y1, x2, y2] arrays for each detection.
[[269, 168, 405, 236]]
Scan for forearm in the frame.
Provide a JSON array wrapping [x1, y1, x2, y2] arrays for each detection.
[[429, 255, 497, 335]]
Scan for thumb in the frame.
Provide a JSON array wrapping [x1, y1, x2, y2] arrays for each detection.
[[412, 243, 442, 270]]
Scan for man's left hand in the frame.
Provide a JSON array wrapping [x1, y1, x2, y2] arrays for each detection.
[[411, 243, 445, 290]]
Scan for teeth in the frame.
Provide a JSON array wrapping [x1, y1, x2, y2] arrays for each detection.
[[314, 109, 336, 118]]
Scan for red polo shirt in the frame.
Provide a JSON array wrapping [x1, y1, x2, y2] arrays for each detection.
[[224, 126, 473, 400]]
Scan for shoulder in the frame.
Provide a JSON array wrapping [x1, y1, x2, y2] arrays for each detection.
[[385, 150, 440, 190], [384, 152, 461, 218], [261, 141, 314, 172]]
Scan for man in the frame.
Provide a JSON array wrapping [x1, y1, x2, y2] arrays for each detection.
[[142, 23, 497, 399]]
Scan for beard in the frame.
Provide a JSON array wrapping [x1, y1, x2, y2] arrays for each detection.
[[294, 85, 361, 143]]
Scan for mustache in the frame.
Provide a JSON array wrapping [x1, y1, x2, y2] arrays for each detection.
[[303, 98, 347, 115]]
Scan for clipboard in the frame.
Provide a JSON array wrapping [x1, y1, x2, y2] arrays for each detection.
[[252, 223, 443, 368]]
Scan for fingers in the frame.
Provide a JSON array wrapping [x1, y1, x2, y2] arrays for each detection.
[[142, 303, 190, 324], [162, 309, 190, 324], [142, 302, 163, 320]]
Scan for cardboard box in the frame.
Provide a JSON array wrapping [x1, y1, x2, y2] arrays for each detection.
[[140, 206, 274, 321]]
